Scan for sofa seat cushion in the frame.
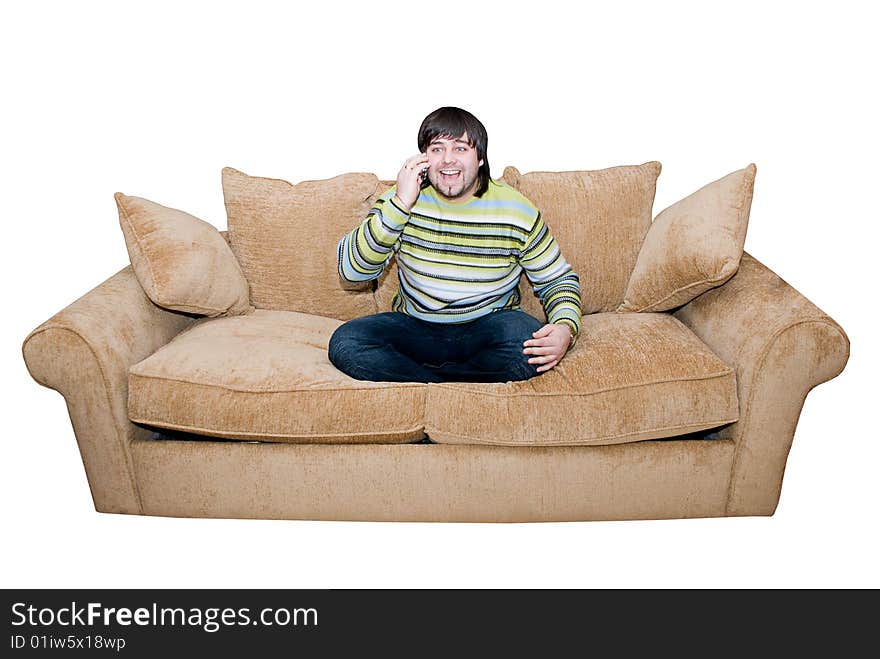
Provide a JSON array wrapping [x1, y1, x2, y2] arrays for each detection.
[[424, 312, 738, 446], [128, 309, 425, 443]]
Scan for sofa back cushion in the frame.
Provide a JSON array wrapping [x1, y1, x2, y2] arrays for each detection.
[[505, 162, 661, 317], [221, 167, 382, 320]]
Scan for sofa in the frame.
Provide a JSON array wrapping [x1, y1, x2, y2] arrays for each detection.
[[21, 161, 850, 522]]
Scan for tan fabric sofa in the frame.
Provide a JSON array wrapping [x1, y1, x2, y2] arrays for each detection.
[[21, 162, 850, 522]]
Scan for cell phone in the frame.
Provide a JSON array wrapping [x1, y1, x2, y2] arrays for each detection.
[[419, 157, 430, 189]]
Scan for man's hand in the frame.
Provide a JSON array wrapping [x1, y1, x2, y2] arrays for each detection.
[[523, 323, 573, 373], [394, 153, 430, 211]]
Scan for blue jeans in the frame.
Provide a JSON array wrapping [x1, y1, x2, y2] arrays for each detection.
[[328, 310, 545, 383]]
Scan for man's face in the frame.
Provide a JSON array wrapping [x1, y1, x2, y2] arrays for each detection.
[[425, 132, 484, 201]]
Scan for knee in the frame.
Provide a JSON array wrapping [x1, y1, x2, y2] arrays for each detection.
[[506, 317, 545, 382], [493, 311, 544, 347], [328, 315, 390, 370], [508, 353, 541, 382], [328, 322, 361, 368], [486, 341, 541, 382], [514, 311, 545, 338]]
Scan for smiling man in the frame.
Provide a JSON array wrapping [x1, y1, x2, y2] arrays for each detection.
[[329, 106, 582, 383]]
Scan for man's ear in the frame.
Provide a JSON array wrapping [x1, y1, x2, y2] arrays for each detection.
[[479, 159, 485, 167]]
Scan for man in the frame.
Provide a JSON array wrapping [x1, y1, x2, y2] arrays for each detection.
[[329, 106, 581, 383]]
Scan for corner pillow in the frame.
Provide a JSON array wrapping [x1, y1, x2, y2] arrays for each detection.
[[617, 164, 757, 313], [221, 167, 382, 321], [115, 193, 254, 317]]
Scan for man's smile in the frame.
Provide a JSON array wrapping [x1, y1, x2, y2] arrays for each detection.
[[424, 132, 483, 201]]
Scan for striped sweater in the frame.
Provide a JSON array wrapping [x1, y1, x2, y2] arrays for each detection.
[[337, 179, 582, 335]]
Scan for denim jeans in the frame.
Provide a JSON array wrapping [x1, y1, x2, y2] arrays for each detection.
[[328, 310, 545, 383]]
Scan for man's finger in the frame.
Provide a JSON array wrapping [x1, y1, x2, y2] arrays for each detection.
[[528, 353, 560, 365], [537, 359, 560, 373], [402, 155, 429, 170], [523, 345, 556, 356], [523, 336, 557, 348], [532, 325, 554, 338]]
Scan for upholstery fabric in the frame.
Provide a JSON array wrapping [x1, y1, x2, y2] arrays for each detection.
[[21, 265, 200, 514], [127, 309, 426, 443], [674, 252, 850, 514], [132, 437, 735, 522], [504, 162, 661, 318], [20, 158, 851, 522], [221, 167, 382, 320], [21, 252, 850, 522], [127, 307, 737, 448], [22, 250, 849, 520], [619, 164, 757, 312], [115, 193, 253, 317], [425, 312, 738, 446]]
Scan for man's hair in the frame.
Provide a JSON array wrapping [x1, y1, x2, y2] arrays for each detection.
[[417, 107, 491, 197]]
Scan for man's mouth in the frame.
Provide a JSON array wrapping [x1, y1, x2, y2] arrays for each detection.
[[439, 169, 461, 182]]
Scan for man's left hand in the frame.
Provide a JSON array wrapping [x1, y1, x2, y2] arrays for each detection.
[[523, 323, 572, 373]]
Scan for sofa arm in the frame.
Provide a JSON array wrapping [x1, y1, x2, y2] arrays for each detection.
[[673, 252, 850, 516], [22, 265, 200, 514]]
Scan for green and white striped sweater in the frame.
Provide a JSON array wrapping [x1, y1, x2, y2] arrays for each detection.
[[338, 179, 582, 336]]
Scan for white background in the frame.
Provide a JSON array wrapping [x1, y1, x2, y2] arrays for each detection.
[[3, 1, 877, 588]]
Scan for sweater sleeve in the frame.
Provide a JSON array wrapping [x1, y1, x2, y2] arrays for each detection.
[[519, 212, 583, 336], [337, 186, 411, 283]]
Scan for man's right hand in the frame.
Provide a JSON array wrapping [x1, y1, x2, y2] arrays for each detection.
[[394, 153, 429, 212]]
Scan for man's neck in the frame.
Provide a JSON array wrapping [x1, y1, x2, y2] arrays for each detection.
[[429, 186, 478, 205]]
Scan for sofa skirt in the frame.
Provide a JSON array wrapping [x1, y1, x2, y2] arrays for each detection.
[[129, 436, 736, 522]]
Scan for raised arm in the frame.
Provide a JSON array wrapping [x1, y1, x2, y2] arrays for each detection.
[[673, 252, 850, 516], [337, 187, 410, 283], [338, 153, 429, 284]]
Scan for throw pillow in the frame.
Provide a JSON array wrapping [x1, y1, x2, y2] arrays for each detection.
[[221, 167, 382, 321], [115, 193, 253, 317], [617, 164, 757, 313]]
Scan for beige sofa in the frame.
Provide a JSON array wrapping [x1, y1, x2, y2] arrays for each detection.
[[21, 162, 850, 522]]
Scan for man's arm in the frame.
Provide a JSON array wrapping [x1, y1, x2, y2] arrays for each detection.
[[520, 213, 582, 336], [337, 187, 410, 283], [337, 153, 429, 283], [520, 212, 583, 372]]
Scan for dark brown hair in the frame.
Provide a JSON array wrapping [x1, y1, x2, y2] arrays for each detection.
[[417, 107, 491, 197]]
